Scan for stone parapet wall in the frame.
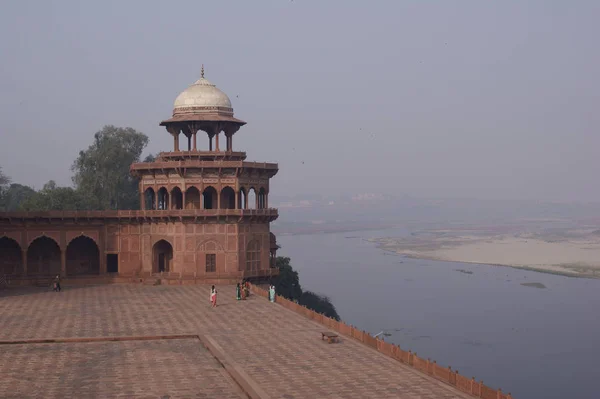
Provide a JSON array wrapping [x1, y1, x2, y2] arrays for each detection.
[[250, 284, 514, 399]]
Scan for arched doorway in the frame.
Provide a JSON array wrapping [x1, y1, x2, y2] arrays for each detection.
[[66, 236, 100, 276], [185, 187, 201, 209], [248, 188, 257, 209], [152, 240, 173, 273], [246, 240, 261, 271], [0, 237, 22, 276], [157, 187, 169, 210], [171, 187, 183, 210], [144, 188, 155, 210], [27, 236, 61, 276], [220, 186, 236, 209], [203, 186, 218, 210]]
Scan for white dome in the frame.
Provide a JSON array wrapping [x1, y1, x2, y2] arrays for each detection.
[[173, 77, 232, 110]]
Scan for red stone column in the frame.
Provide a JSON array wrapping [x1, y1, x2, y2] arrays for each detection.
[[215, 133, 220, 151], [193, 133, 197, 151], [60, 250, 66, 278], [22, 250, 27, 276]]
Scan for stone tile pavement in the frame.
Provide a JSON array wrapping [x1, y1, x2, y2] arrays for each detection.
[[0, 285, 471, 398]]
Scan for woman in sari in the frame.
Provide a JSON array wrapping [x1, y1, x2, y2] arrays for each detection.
[[269, 285, 276, 302], [210, 285, 217, 307]]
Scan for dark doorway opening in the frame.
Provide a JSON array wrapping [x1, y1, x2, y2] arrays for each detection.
[[107, 254, 118, 273]]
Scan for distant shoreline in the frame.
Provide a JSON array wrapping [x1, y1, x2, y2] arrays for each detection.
[[369, 231, 600, 279]]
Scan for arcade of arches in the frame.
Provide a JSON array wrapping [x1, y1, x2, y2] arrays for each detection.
[[142, 186, 268, 210], [0, 235, 101, 277]]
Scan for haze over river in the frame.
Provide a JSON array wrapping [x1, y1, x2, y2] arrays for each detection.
[[278, 227, 600, 399]]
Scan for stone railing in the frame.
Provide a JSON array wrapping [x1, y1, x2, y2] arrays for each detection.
[[250, 284, 514, 399], [0, 208, 279, 220]]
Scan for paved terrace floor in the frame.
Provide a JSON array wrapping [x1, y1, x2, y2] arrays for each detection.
[[0, 285, 471, 399]]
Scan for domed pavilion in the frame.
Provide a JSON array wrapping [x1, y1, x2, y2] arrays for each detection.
[[0, 67, 279, 285]]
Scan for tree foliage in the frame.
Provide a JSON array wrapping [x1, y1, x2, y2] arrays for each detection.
[[0, 166, 9, 188], [274, 256, 340, 320], [71, 125, 149, 210], [20, 181, 91, 211], [0, 183, 36, 211]]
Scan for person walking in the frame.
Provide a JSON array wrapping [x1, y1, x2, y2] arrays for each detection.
[[210, 285, 218, 307], [236, 283, 241, 300], [53, 275, 61, 292]]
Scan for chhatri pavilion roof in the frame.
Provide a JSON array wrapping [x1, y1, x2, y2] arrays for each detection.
[[160, 65, 245, 126]]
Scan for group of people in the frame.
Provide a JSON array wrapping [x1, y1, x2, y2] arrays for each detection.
[[235, 280, 250, 301], [209, 281, 276, 307]]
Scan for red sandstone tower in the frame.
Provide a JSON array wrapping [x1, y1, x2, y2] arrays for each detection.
[[0, 68, 279, 284]]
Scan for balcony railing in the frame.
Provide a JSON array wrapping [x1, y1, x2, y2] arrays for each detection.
[[0, 208, 279, 220]]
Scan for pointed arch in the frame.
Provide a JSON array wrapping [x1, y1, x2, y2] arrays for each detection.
[[152, 239, 173, 273], [144, 187, 156, 210], [238, 187, 247, 209], [185, 186, 201, 209], [66, 236, 100, 275], [0, 237, 22, 276], [220, 186, 236, 209], [258, 187, 267, 209], [248, 187, 257, 210], [157, 187, 169, 210], [27, 236, 61, 276], [203, 186, 218, 210], [171, 186, 183, 210]]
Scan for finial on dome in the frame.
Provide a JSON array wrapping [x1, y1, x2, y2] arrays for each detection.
[[201, 64, 205, 79]]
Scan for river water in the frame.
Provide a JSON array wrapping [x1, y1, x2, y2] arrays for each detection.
[[277, 227, 600, 399]]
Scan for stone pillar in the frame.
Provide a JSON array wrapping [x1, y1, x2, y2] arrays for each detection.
[[215, 133, 220, 151], [22, 250, 27, 276], [61, 250, 66, 278], [235, 191, 239, 209], [140, 190, 145, 210], [255, 193, 259, 209], [182, 190, 186, 210], [209, 135, 213, 151], [193, 133, 197, 151], [265, 193, 268, 209], [187, 135, 191, 151], [155, 189, 160, 210]]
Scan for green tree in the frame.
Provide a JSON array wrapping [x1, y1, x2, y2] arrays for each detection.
[[273, 257, 303, 301], [0, 166, 9, 188], [273, 256, 340, 320], [299, 291, 340, 321], [143, 153, 158, 163], [20, 181, 91, 211], [71, 125, 149, 210], [0, 183, 36, 211], [0, 166, 11, 210]]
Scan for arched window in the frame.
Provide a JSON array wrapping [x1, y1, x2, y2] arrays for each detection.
[[144, 188, 155, 210], [171, 187, 183, 210], [185, 187, 201, 209], [203, 186, 218, 210], [238, 188, 247, 209], [220, 186, 236, 209], [157, 187, 169, 210], [258, 187, 267, 209], [248, 188, 257, 210]]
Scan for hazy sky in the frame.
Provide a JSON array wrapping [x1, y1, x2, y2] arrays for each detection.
[[1, 1, 599, 202]]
